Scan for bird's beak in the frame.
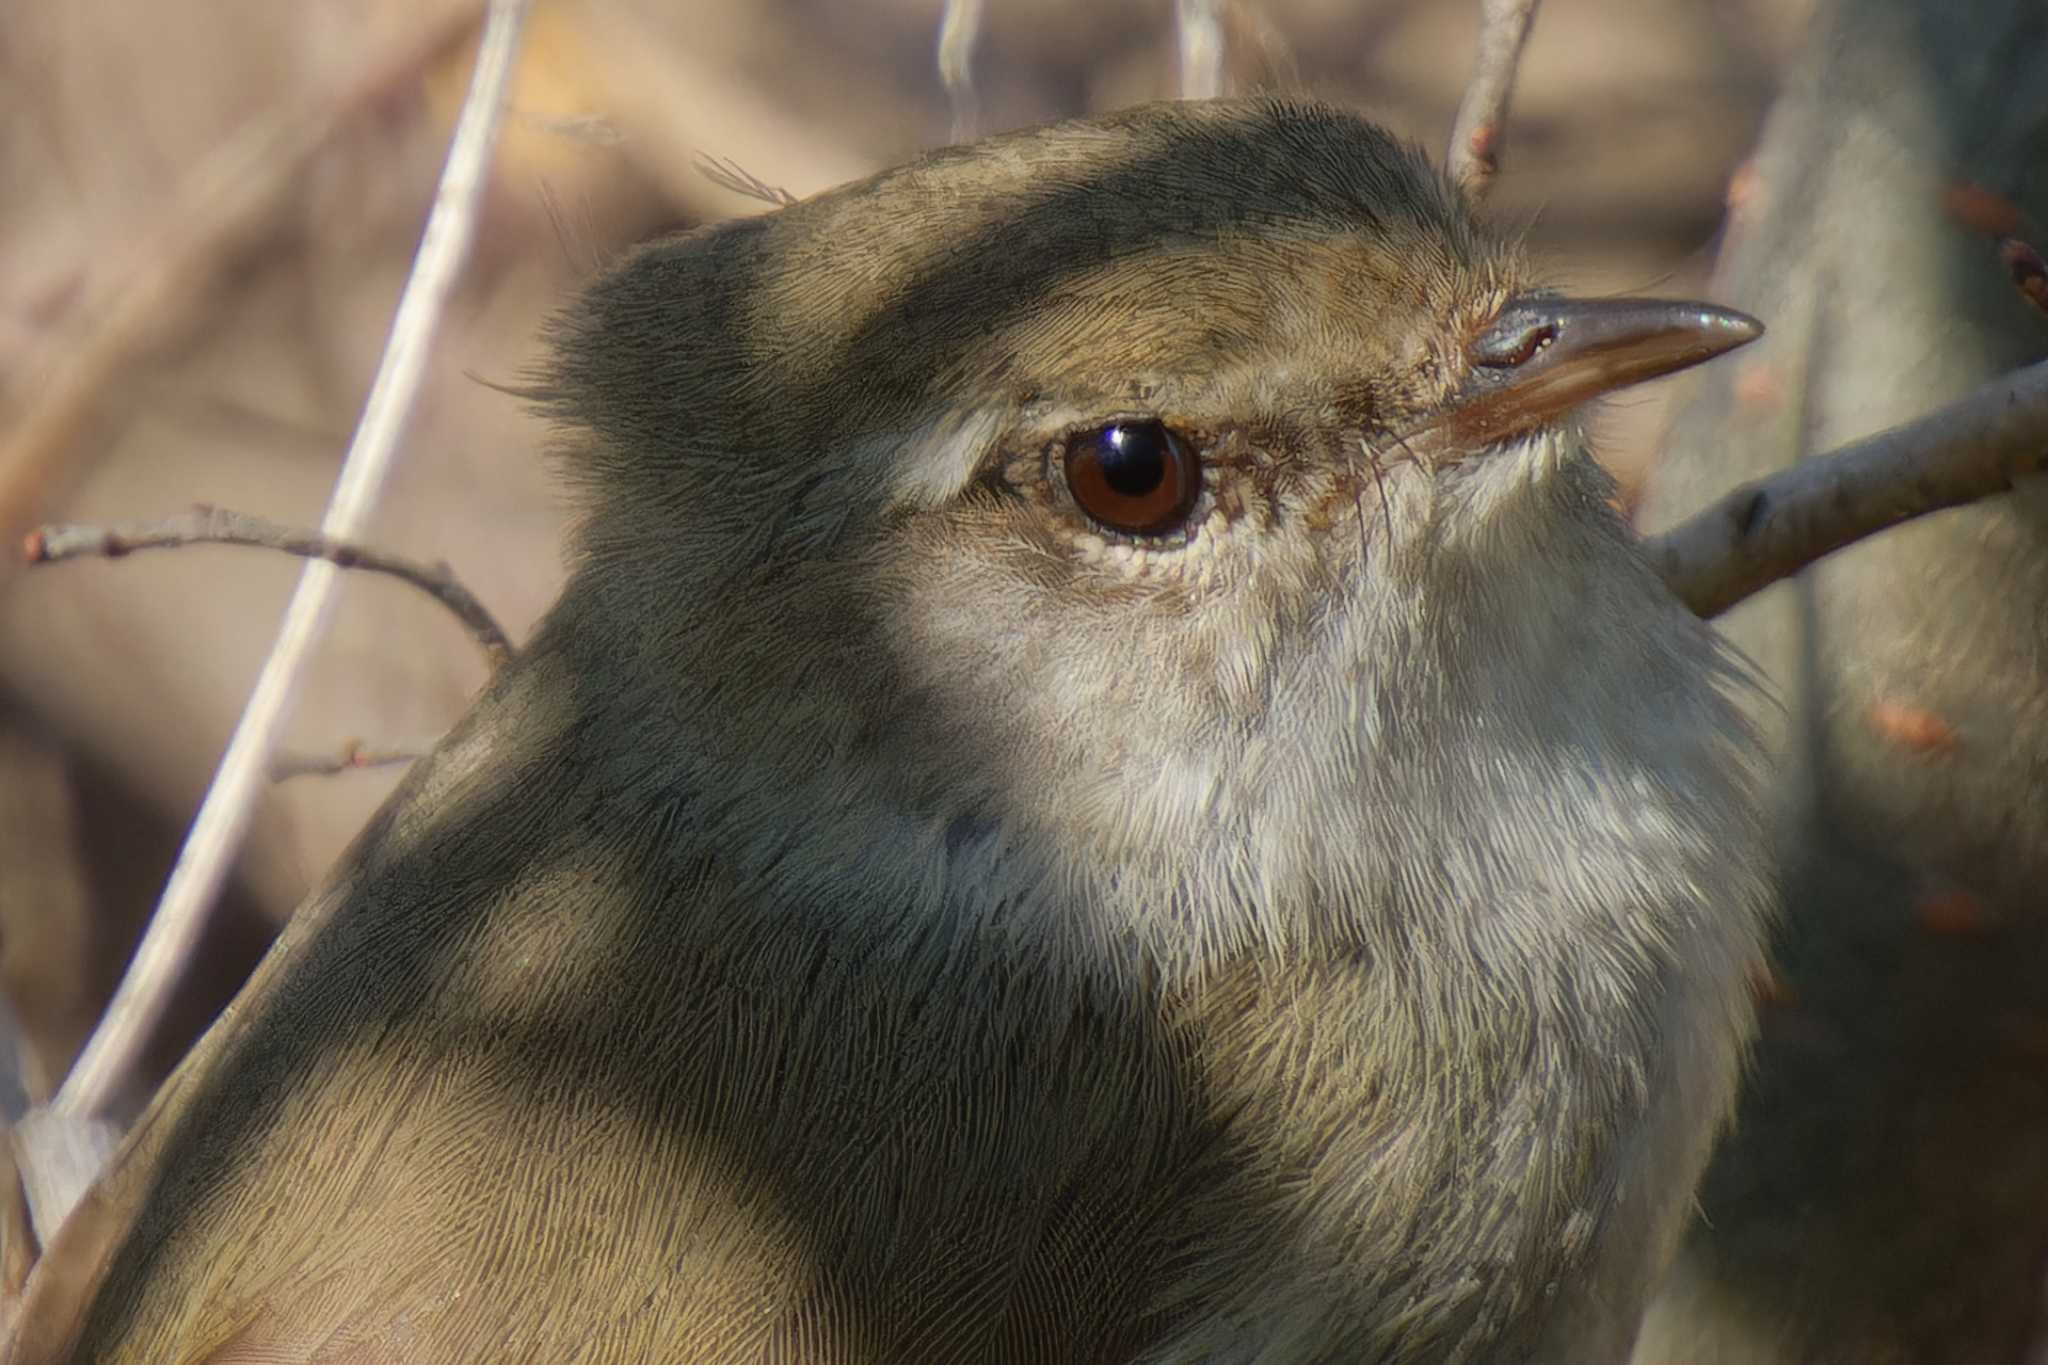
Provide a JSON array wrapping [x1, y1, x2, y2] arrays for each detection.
[[1435, 296, 1762, 447]]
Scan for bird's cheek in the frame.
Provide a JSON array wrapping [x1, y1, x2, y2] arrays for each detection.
[[1204, 626, 1279, 721]]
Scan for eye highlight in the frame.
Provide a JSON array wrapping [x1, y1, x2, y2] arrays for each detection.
[[1063, 419, 1201, 536]]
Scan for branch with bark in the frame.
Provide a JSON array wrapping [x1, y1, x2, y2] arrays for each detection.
[[25, 505, 514, 669], [1650, 358, 2048, 618], [268, 740, 427, 782], [1446, 0, 1541, 199]]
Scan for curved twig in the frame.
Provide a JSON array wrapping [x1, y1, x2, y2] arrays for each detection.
[[24, 504, 513, 669]]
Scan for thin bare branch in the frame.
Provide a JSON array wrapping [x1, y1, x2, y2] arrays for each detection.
[[46, 0, 532, 1189], [1651, 358, 2048, 619], [1178, 0, 1226, 101], [269, 740, 426, 782], [0, 0, 488, 540], [24, 504, 513, 669], [937, 0, 985, 143], [1447, 0, 1541, 199]]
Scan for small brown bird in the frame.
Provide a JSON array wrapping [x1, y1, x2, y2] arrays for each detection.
[[10, 98, 1768, 1362]]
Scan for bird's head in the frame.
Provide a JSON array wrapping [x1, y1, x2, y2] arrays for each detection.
[[536, 97, 1759, 968]]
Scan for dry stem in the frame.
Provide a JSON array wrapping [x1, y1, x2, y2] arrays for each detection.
[[1652, 358, 2048, 619], [1447, 0, 1541, 199], [25, 504, 513, 668], [270, 741, 426, 782], [45, 0, 532, 1194]]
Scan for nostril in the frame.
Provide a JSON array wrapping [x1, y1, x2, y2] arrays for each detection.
[[1473, 321, 1557, 369]]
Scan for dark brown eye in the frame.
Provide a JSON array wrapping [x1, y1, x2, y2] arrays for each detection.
[[1063, 419, 1201, 536]]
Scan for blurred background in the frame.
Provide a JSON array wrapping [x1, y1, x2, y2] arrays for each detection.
[[0, 0, 1808, 1119]]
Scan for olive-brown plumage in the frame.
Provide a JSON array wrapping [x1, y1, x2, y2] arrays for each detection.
[[8, 98, 1768, 1363]]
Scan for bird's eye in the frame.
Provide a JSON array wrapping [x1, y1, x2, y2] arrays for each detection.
[[1063, 419, 1201, 536]]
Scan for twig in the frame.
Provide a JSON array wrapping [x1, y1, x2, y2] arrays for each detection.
[[269, 740, 425, 782], [0, 0, 488, 540], [1651, 358, 2048, 619], [1446, 0, 1541, 199], [24, 504, 513, 669], [937, 0, 984, 143], [1178, 0, 1226, 101], [46, 0, 531, 1184]]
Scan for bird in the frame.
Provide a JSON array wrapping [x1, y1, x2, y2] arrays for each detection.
[[7, 96, 1770, 1363]]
